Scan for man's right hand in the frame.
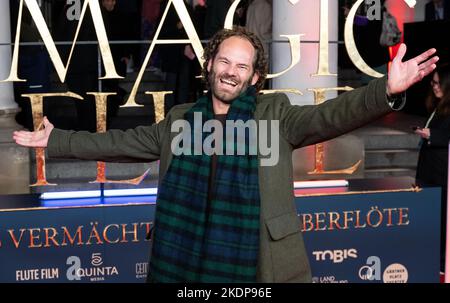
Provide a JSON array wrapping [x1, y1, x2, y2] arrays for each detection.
[[13, 116, 54, 148]]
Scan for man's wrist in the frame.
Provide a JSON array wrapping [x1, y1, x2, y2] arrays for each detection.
[[386, 90, 406, 111]]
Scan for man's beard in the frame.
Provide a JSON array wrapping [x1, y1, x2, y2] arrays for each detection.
[[208, 69, 253, 104]]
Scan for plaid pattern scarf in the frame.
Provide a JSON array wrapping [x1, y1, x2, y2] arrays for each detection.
[[148, 88, 261, 282]]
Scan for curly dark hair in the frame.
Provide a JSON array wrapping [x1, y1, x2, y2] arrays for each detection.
[[201, 27, 268, 92]]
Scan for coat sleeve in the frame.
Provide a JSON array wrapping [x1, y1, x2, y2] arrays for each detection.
[[47, 118, 169, 163], [279, 76, 393, 149]]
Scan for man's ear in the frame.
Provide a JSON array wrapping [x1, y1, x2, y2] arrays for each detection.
[[251, 73, 260, 86], [207, 59, 212, 73]]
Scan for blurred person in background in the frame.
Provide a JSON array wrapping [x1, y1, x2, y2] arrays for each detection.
[[101, 0, 131, 128], [425, 0, 450, 21], [245, 0, 272, 56], [415, 63, 450, 274]]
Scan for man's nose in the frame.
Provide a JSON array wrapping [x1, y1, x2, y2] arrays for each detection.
[[224, 64, 238, 77]]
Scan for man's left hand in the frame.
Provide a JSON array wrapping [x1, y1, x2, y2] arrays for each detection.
[[387, 44, 439, 96]]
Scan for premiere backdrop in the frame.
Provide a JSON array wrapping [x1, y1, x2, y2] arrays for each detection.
[[0, 187, 441, 283]]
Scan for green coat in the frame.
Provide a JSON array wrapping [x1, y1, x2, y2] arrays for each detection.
[[48, 77, 392, 282]]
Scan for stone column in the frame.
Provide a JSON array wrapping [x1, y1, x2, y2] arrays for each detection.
[[272, 1, 364, 180], [0, 1, 17, 111], [0, 0, 29, 194], [272, 0, 338, 105]]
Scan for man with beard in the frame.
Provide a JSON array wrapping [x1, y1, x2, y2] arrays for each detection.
[[13, 27, 439, 282]]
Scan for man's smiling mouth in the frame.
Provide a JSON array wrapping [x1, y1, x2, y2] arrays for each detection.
[[220, 78, 238, 87]]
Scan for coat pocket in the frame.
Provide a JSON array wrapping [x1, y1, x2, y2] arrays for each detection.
[[265, 212, 311, 282], [266, 212, 302, 241]]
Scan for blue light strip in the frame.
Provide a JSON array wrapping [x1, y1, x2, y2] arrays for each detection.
[[40, 190, 101, 200], [39, 188, 158, 200], [103, 188, 158, 197], [293, 180, 349, 189], [40, 181, 348, 201]]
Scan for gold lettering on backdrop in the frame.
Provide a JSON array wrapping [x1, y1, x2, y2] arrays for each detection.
[[61, 226, 84, 246], [87, 92, 151, 185], [89, 92, 110, 184], [224, 0, 300, 79], [343, 0, 416, 75], [1, 0, 417, 187], [4, 222, 153, 249], [86, 222, 103, 245], [307, 87, 361, 175], [328, 212, 342, 230], [120, 223, 139, 243], [125, 0, 204, 107], [140, 222, 152, 238], [1, 212, 413, 248], [22, 92, 84, 186], [315, 212, 327, 231], [1, 0, 121, 83], [344, 0, 383, 78], [343, 210, 354, 229], [398, 208, 410, 225], [3, 0, 25, 82], [103, 224, 120, 244], [44, 228, 59, 248], [224, 0, 242, 29], [89, 92, 113, 133], [266, 35, 303, 79], [145, 91, 173, 123], [8, 229, 26, 249], [2, 0, 418, 85], [384, 208, 396, 226], [354, 210, 367, 228], [261, 89, 303, 95], [29, 228, 42, 248], [312, 0, 337, 77], [299, 206, 411, 232]]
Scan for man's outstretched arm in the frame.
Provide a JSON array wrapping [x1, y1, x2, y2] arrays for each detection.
[[280, 44, 439, 148], [13, 117, 166, 163]]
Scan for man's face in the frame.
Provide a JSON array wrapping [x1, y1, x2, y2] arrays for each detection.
[[102, 0, 116, 12], [207, 37, 259, 104]]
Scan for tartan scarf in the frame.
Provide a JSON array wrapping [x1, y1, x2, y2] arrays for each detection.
[[148, 87, 261, 282]]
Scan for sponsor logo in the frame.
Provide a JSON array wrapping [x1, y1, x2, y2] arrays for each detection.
[[312, 248, 358, 264], [91, 253, 103, 266], [66, 253, 119, 282], [359, 257, 408, 283], [16, 267, 59, 282], [136, 262, 148, 279], [312, 276, 349, 284], [383, 263, 408, 283]]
